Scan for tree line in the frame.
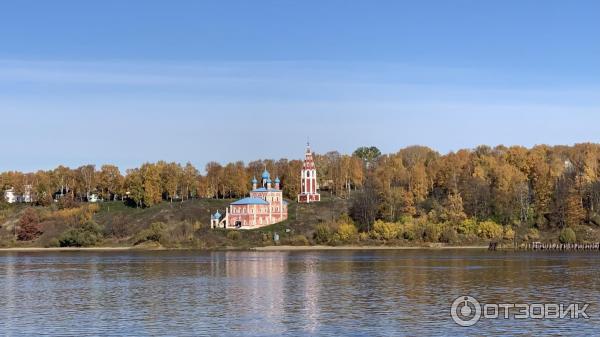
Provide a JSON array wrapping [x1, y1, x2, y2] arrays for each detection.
[[2, 144, 600, 231]]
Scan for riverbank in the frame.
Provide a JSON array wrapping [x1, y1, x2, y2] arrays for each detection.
[[0, 246, 135, 252], [254, 245, 489, 251], [0, 244, 489, 252]]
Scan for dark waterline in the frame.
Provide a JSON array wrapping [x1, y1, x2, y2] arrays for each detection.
[[0, 250, 599, 336]]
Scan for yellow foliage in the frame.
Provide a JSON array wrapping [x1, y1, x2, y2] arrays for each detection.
[[371, 220, 401, 240], [458, 219, 477, 235], [52, 204, 100, 225], [504, 227, 515, 241], [336, 222, 358, 242], [477, 220, 503, 239]]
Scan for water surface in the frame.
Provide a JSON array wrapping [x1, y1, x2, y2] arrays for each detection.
[[1, 250, 599, 336]]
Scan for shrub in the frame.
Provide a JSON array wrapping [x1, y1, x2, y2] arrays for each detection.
[[59, 221, 104, 247], [226, 230, 241, 241], [559, 228, 577, 244], [17, 208, 42, 241], [47, 238, 60, 248], [457, 219, 478, 235], [337, 222, 358, 242], [477, 220, 503, 240], [358, 232, 369, 241], [504, 227, 516, 241], [134, 222, 167, 244], [57, 194, 78, 209], [314, 223, 333, 244], [423, 224, 441, 242], [290, 235, 309, 246], [371, 220, 401, 240], [402, 223, 417, 241], [440, 227, 458, 244], [525, 228, 540, 241]]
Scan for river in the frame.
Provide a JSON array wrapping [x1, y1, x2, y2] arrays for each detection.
[[0, 249, 598, 336]]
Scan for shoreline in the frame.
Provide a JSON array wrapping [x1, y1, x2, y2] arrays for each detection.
[[0, 245, 489, 252], [0, 247, 136, 252], [253, 245, 489, 251]]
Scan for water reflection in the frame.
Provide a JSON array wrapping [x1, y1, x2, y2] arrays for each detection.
[[0, 250, 599, 336]]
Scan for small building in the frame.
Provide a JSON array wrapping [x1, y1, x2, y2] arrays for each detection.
[[298, 143, 321, 203], [4, 188, 18, 203], [211, 169, 288, 229], [3, 185, 32, 203]]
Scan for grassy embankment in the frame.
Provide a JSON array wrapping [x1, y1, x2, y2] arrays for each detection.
[[2, 193, 600, 250], [0, 194, 350, 249]]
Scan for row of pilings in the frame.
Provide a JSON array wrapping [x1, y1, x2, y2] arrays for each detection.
[[525, 242, 600, 250], [488, 242, 600, 251]]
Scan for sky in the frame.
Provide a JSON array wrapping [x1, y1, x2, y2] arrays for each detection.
[[1, 0, 600, 172]]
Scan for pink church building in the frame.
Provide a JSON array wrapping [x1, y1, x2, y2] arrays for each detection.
[[298, 143, 321, 203], [211, 169, 288, 229]]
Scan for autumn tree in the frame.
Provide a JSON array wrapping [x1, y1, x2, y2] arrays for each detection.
[[140, 163, 162, 207], [17, 208, 42, 241], [353, 146, 382, 168], [98, 165, 123, 201]]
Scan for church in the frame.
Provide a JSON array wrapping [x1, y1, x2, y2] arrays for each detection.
[[211, 169, 288, 229], [211, 143, 320, 229]]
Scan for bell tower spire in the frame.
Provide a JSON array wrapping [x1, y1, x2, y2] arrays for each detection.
[[298, 142, 321, 203]]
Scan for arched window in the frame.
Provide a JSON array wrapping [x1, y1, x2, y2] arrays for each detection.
[[307, 171, 310, 178]]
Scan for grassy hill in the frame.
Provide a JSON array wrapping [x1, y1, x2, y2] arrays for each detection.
[[4, 192, 600, 249], [0, 193, 351, 249]]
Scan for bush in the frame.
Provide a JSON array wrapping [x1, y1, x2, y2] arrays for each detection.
[[477, 220, 503, 240], [440, 227, 458, 244], [290, 235, 309, 246], [226, 230, 241, 241], [423, 224, 441, 242], [371, 220, 401, 240], [17, 208, 42, 241], [47, 238, 60, 248], [59, 221, 104, 247], [57, 194, 78, 209], [504, 227, 516, 241], [402, 223, 417, 241], [458, 219, 477, 235], [559, 228, 577, 244], [134, 222, 167, 244], [525, 228, 540, 241], [337, 222, 358, 242], [262, 233, 271, 242], [358, 232, 369, 241], [314, 223, 333, 244]]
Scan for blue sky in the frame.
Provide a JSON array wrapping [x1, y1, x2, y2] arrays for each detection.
[[1, 1, 599, 172]]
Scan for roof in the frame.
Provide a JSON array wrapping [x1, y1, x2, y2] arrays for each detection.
[[262, 169, 270, 179], [231, 197, 269, 205], [212, 210, 222, 219], [252, 187, 282, 192]]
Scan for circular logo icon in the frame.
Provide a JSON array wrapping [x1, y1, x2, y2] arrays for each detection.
[[451, 296, 482, 327]]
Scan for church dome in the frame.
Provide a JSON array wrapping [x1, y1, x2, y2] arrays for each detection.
[[212, 210, 221, 219], [262, 169, 270, 180], [275, 177, 280, 183], [252, 176, 258, 184]]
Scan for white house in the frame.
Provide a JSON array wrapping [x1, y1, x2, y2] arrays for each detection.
[[3, 185, 33, 203], [4, 188, 18, 203]]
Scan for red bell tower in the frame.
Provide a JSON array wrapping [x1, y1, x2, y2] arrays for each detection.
[[298, 142, 321, 203]]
